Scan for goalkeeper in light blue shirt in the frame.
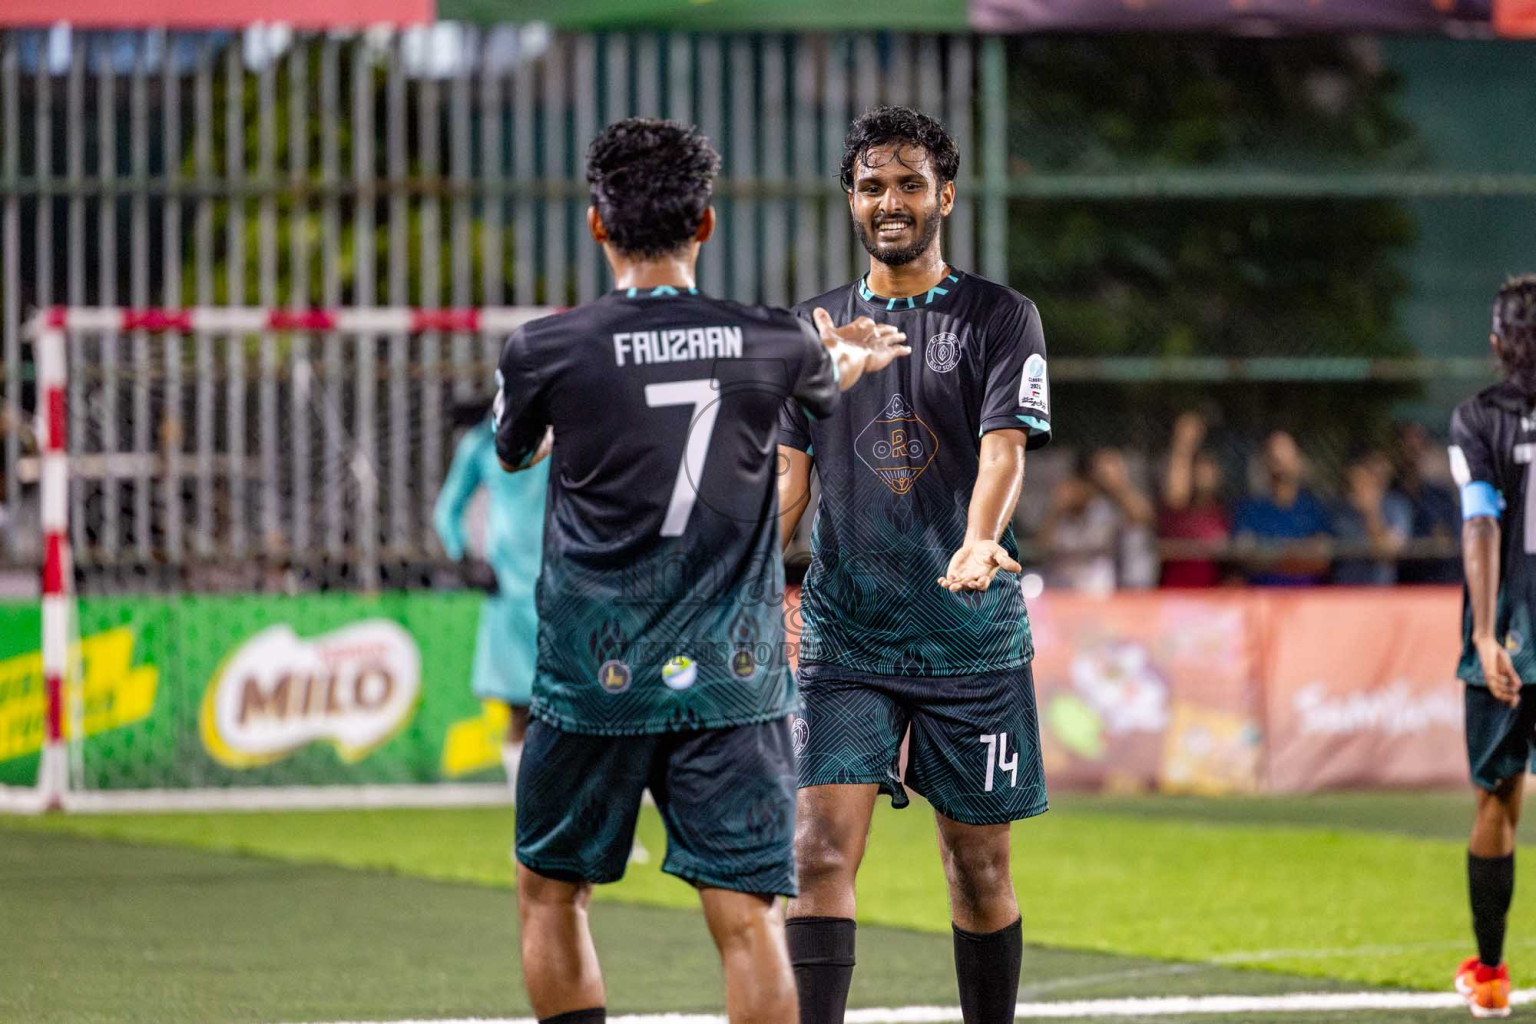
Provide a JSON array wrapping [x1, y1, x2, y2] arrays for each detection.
[[434, 399, 549, 797]]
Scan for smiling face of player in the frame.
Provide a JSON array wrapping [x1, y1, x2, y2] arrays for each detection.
[[848, 142, 955, 270]]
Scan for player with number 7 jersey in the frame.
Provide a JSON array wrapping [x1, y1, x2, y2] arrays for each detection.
[[497, 296, 838, 738], [497, 118, 909, 1024]]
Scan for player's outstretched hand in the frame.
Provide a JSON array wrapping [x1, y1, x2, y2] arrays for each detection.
[[1476, 635, 1523, 708], [937, 540, 1022, 593], [813, 307, 909, 391]]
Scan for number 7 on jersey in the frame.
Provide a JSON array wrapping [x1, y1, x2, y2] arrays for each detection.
[[644, 379, 721, 537]]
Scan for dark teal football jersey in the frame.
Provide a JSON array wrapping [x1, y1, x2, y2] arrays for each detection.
[[780, 269, 1051, 677], [1450, 381, 1536, 687], [496, 287, 839, 735]]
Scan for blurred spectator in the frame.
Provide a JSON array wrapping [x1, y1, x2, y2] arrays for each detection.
[[1231, 431, 1333, 586], [1040, 448, 1154, 593], [1331, 449, 1411, 585], [1158, 412, 1230, 587], [1393, 421, 1463, 584]]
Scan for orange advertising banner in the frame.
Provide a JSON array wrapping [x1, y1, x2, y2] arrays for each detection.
[[1496, 0, 1536, 34], [1262, 588, 1465, 793], [1028, 591, 1264, 795], [784, 584, 1468, 795]]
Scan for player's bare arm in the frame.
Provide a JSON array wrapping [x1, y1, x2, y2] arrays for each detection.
[[1465, 513, 1521, 707], [778, 445, 814, 551], [939, 429, 1027, 592]]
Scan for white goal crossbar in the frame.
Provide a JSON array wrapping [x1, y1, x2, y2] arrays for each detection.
[[9, 306, 557, 814]]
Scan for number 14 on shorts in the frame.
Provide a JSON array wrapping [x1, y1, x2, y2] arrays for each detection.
[[979, 733, 1019, 792]]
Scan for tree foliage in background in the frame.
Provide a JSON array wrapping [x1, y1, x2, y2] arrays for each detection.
[[1006, 36, 1421, 457]]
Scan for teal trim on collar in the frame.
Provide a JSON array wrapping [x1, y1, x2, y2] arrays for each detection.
[[621, 285, 700, 298], [856, 270, 961, 310]]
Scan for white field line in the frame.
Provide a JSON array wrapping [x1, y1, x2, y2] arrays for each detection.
[[1011, 937, 1536, 994], [1212, 939, 1474, 964], [286, 988, 1536, 1024], [55, 783, 514, 814]]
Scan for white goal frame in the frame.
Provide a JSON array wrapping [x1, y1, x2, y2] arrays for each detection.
[[3, 305, 555, 814]]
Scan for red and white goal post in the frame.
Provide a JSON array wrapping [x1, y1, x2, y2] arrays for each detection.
[[2, 305, 556, 815]]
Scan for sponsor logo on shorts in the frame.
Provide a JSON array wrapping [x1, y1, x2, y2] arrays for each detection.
[[790, 715, 810, 754], [925, 332, 962, 374], [1507, 630, 1525, 656], [598, 659, 632, 694], [662, 655, 697, 691]]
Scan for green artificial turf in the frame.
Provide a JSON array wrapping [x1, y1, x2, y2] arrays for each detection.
[[0, 825, 1481, 1024], [3, 792, 1512, 993]]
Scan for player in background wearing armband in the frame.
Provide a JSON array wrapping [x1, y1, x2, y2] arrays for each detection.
[[1450, 275, 1536, 1019], [777, 107, 1050, 1024], [498, 118, 909, 1024]]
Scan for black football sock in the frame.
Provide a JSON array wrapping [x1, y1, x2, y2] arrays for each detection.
[[537, 1009, 605, 1024], [787, 916, 856, 1024], [953, 917, 1023, 1024], [1469, 851, 1516, 968]]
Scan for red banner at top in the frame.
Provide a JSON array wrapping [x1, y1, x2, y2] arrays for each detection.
[[0, 0, 430, 28]]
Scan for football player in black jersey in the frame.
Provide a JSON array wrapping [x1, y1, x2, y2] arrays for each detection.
[[500, 119, 908, 1024], [777, 107, 1050, 1024], [1450, 275, 1536, 1018]]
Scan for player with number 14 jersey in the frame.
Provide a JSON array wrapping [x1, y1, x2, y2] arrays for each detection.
[[777, 106, 1050, 1024]]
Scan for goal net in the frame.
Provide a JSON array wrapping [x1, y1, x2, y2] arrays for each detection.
[[1, 306, 554, 813]]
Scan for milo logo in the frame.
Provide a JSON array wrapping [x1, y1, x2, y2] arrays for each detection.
[[200, 621, 421, 768]]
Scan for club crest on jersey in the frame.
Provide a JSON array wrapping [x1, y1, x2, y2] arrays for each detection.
[[662, 655, 697, 691], [790, 715, 810, 755], [1019, 353, 1050, 415], [731, 648, 758, 679], [729, 609, 761, 680], [854, 394, 939, 496], [925, 332, 962, 374], [597, 659, 632, 694]]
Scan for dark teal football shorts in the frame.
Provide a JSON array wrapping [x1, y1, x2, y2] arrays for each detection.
[[1466, 683, 1536, 791], [792, 661, 1048, 826], [515, 715, 798, 897]]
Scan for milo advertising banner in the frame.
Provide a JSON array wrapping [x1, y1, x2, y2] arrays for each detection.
[[0, 593, 506, 791]]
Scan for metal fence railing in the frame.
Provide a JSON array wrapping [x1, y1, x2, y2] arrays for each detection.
[[28, 306, 554, 594], [0, 27, 1008, 572], [2, 27, 1533, 591]]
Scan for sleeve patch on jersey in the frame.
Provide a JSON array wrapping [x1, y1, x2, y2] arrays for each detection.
[[1448, 444, 1472, 488], [1019, 353, 1050, 415], [1461, 480, 1502, 521]]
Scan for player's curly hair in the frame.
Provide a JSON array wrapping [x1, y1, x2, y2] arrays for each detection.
[[1493, 274, 1536, 394], [586, 118, 721, 260], [839, 105, 960, 194]]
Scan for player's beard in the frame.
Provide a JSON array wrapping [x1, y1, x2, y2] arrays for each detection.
[[853, 208, 942, 268]]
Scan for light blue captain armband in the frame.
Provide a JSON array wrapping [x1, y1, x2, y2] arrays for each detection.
[[1461, 480, 1502, 521]]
